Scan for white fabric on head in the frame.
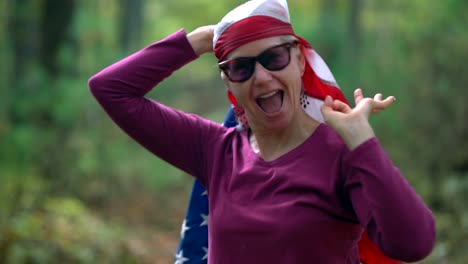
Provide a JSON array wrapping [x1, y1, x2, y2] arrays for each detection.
[[305, 49, 338, 86], [213, 0, 290, 48]]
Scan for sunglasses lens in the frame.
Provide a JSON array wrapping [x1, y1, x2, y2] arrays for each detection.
[[259, 45, 290, 71], [224, 58, 255, 82]]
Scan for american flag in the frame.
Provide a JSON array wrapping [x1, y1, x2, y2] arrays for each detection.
[[174, 107, 237, 264]]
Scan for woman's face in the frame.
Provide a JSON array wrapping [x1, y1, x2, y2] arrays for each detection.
[[222, 36, 305, 132]]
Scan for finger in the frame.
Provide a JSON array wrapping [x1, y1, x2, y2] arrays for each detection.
[[374, 93, 382, 101], [380, 96, 396, 106], [321, 96, 333, 110], [354, 88, 364, 106], [321, 96, 351, 117], [323, 95, 333, 107], [320, 96, 334, 115], [332, 99, 352, 113], [370, 96, 396, 111]]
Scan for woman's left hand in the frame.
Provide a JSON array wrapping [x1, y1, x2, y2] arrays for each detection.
[[320, 88, 396, 150]]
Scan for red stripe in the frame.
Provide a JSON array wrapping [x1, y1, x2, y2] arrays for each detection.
[[358, 232, 401, 264], [215, 16, 294, 61], [301, 58, 349, 104]]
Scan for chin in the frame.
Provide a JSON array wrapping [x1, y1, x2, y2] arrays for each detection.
[[260, 113, 292, 131]]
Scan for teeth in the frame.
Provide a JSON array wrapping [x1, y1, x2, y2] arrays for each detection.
[[259, 91, 278, 99]]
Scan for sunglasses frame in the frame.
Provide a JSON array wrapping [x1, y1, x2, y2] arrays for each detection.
[[219, 41, 299, 83]]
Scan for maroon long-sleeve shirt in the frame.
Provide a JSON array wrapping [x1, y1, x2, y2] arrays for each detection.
[[89, 29, 435, 263]]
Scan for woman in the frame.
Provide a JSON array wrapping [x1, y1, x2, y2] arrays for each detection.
[[89, 0, 435, 263]]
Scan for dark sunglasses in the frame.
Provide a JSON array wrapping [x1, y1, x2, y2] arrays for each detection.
[[219, 41, 299, 83]]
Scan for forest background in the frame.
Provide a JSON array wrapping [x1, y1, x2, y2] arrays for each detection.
[[1, 0, 467, 263]]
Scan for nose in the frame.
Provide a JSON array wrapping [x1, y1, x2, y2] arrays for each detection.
[[252, 61, 273, 84]]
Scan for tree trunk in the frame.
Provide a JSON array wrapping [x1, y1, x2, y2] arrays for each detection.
[[347, 0, 363, 91], [9, 0, 40, 90], [318, 0, 338, 62], [40, 0, 76, 77], [349, 0, 362, 57], [7, 0, 76, 190], [119, 0, 143, 53]]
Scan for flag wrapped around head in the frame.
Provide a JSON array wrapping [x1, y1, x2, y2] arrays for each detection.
[[213, 0, 348, 128]]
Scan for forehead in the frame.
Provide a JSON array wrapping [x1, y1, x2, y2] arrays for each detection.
[[226, 36, 285, 60]]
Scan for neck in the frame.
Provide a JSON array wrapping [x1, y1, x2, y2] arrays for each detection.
[[249, 110, 320, 161]]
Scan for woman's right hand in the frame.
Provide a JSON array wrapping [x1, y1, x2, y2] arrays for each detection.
[[187, 25, 215, 56]]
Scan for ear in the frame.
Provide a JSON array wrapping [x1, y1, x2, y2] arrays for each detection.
[[295, 43, 309, 76], [297, 48, 306, 76], [220, 70, 232, 86], [220, 70, 226, 80]]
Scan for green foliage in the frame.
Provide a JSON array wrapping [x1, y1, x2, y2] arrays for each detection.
[[1, 0, 467, 263], [1, 196, 137, 263]]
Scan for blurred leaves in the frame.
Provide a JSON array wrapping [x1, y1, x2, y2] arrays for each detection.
[[0, 0, 467, 263], [1, 196, 135, 263]]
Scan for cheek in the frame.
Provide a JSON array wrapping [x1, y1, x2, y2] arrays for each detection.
[[228, 82, 252, 101], [226, 86, 248, 107]]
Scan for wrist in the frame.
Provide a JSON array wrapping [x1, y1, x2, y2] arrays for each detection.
[[187, 26, 214, 56], [341, 118, 375, 151]]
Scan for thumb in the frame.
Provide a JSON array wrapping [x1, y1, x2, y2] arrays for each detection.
[[322, 96, 334, 108], [320, 96, 334, 115]]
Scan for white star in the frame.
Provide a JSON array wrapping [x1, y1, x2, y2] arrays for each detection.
[[175, 250, 189, 264], [202, 247, 208, 260], [201, 190, 208, 196], [200, 213, 209, 227], [180, 219, 190, 240]]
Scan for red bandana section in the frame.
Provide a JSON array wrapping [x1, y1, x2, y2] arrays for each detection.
[[214, 16, 294, 62]]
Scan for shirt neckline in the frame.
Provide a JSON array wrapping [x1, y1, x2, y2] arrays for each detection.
[[242, 123, 327, 166]]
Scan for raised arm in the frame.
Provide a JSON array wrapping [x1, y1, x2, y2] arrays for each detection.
[[88, 28, 222, 180]]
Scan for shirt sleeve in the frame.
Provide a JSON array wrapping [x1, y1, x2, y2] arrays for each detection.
[[88, 29, 224, 184], [343, 138, 436, 262]]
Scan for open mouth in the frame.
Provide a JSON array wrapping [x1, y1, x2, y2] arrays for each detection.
[[256, 90, 284, 113]]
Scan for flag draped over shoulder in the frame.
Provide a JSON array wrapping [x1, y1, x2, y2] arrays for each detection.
[[174, 179, 208, 264], [174, 107, 236, 264]]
